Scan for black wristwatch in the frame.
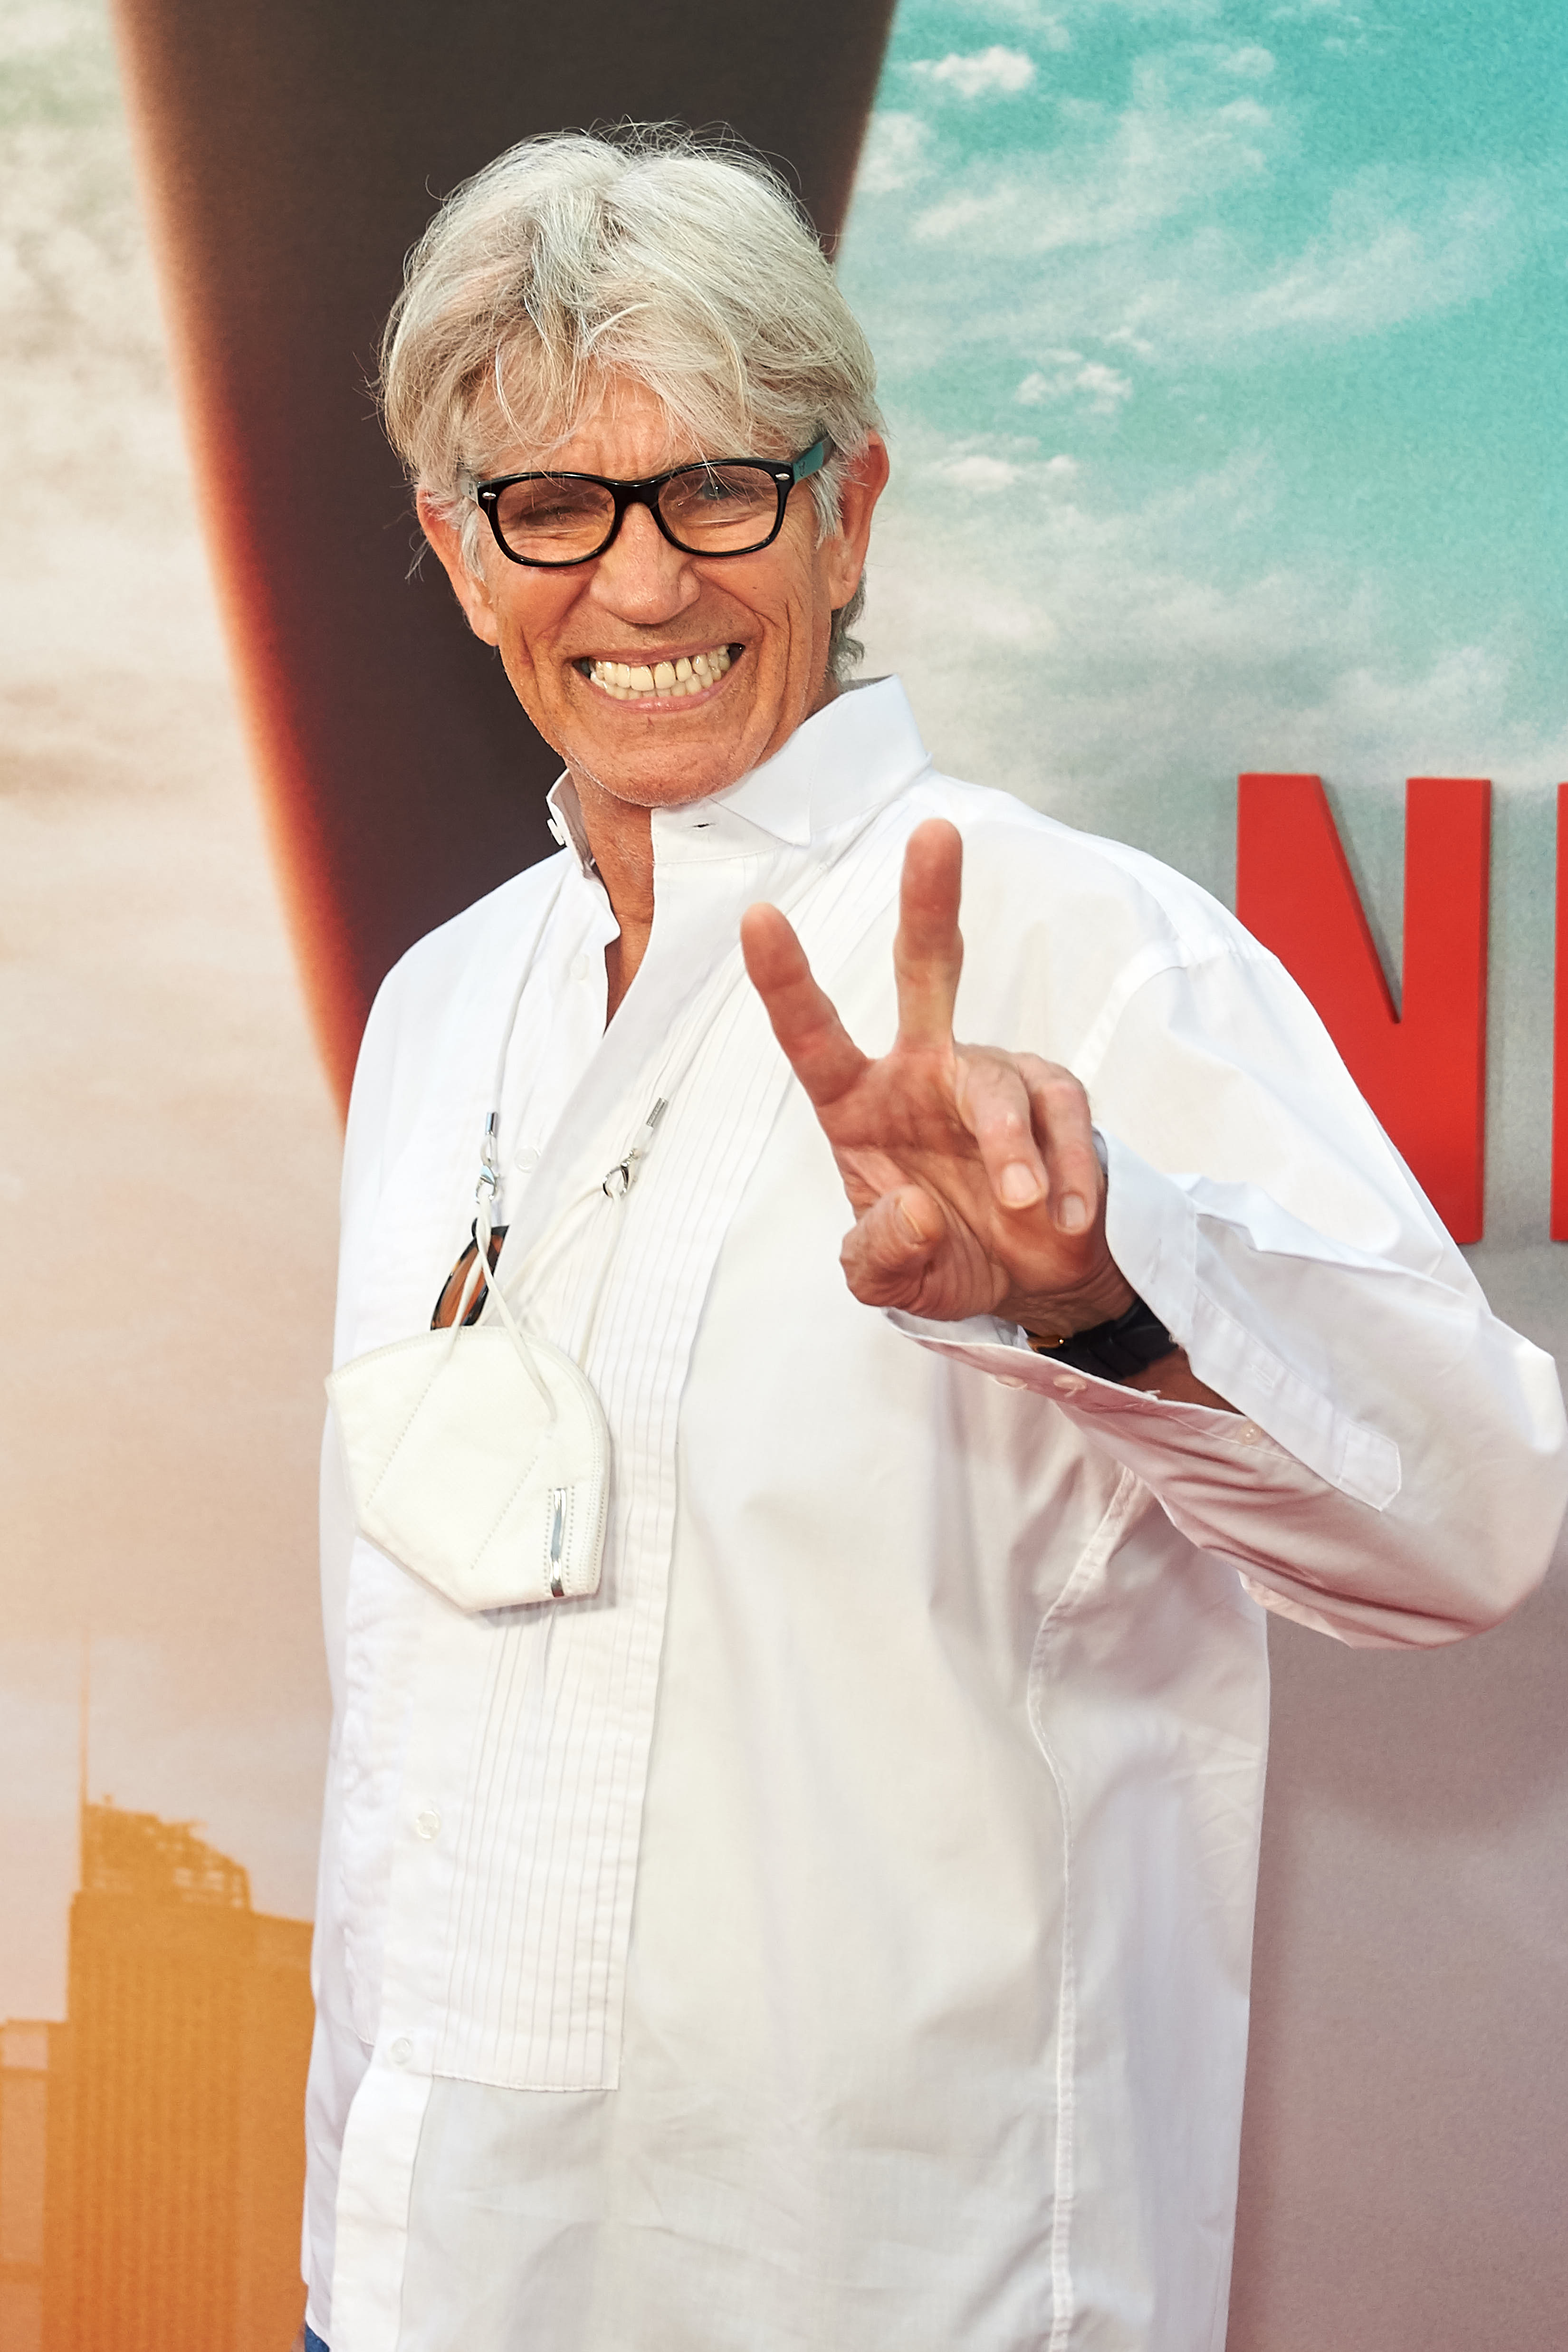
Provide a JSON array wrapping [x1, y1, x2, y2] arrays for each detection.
[[1023, 1295, 1176, 1384]]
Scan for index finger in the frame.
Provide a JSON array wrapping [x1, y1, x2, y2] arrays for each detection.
[[893, 819, 964, 1052], [741, 901, 870, 1109]]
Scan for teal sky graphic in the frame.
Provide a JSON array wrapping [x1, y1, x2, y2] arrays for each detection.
[[839, 0, 1568, 846]]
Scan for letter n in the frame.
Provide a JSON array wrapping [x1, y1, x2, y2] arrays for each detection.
[[1236, 774, 1491, 1244], [1553, 784, 1568, 1240]]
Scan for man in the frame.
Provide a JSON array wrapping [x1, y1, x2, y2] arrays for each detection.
[[301, 128, 1566, 2352]]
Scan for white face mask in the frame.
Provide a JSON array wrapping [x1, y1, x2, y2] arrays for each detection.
[[326, 1194, 612, 1612], [325, 982, 677, 1614]]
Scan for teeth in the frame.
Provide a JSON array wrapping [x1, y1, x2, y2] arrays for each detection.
[[587, 645, 733, 699]]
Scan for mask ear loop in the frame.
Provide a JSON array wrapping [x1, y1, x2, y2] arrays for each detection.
[[469, 1179, 560, 1424], [484, 1091, 671, 1382], [445, 865, 574, 1415]]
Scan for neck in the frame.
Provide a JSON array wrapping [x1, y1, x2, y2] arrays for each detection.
[[568, 770, 656, 1021], [567, 675, 841, 1019]]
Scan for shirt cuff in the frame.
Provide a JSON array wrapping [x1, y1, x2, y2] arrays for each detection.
[[884, 1306, 1231, 1419], [1097, 1128, 1400, 1510]]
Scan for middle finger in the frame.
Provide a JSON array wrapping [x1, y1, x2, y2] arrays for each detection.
[[955, 1050, 1048, 1210]]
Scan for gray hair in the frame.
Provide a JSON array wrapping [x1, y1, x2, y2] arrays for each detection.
[[380, 124, 883, 679]]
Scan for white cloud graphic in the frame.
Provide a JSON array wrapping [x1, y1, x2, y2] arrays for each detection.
[[930, 448, 1080, 492], [1018, 353, 1135, 411], [910, 45, 1039, 98], [1216, 42, 1275, 78], [936, 451, 1027, 490], [854, 110, 931, 195]]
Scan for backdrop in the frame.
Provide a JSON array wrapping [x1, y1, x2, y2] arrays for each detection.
[[2, 1, 1564, 2346]]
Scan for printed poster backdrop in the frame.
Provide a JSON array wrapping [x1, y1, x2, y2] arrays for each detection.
[[1, 0, 1564, 2345]]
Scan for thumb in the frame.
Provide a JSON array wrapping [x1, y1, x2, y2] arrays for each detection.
[[840, 1186, 943, 1308]]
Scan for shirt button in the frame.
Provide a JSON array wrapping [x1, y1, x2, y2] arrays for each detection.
[[389, 2036, 412, 2067], [994, 1373, 1028, 1390], [1056, 1373, 1088, 1397], [571, 952, 592, 982], [1236, 1420, 1264, 1445], [414, 1808, 441, 1841], [513, 1145, 540, 1175]]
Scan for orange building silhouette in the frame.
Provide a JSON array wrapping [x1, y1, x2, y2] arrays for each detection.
[[0, 1801, 312, 2351], [0, 2019, 66, 2350]]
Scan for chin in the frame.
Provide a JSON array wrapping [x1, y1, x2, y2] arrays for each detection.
[[613, 757, 749, 811], [573, 726, 760, 812]]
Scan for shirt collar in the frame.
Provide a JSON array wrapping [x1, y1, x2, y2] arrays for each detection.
[[545, 676, 930, 873], [544, 775, 598, 876]]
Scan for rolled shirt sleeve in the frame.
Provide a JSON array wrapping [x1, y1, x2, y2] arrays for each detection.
[[893, 941, 1568, 1651]]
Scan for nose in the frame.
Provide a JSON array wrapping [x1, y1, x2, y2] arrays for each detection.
[[587, 500, 699, 625]]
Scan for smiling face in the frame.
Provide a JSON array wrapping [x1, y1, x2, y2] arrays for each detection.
[[419, 375, 889, 814]]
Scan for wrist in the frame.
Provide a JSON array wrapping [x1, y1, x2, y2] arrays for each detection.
[[1010, 1261, 1137, 1342], [1022, 1291, 1178, 1386]]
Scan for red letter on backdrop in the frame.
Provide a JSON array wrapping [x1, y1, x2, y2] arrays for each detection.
[[1236, 774, 1490, 1243]]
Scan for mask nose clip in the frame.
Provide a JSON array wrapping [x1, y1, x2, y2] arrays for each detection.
[[549, 1488, 567, 1599]]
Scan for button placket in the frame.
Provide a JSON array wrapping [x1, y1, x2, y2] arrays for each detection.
[[375, 1600, 482, 2089]]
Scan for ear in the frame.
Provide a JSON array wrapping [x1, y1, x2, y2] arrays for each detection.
[[820, 433, 890, 608], [416, 491, 501, 647]]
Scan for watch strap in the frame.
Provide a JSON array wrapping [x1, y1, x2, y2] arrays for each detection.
[[1023, 1294, 1176, 1384]]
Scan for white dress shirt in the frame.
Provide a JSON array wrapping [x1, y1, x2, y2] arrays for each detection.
[[303, 678, 1566, 2352]]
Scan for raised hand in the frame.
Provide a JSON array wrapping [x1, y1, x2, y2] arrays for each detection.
[[740, 819, 1138, 1336]]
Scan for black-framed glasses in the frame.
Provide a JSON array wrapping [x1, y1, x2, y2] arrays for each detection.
[[472, 437, 832, 568]]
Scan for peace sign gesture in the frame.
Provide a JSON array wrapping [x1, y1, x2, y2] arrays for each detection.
[[741, 819, 1138, 1337]]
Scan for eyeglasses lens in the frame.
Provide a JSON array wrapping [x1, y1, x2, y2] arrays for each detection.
[[493, 477, 616, 562], [658, 466, 779, 551]]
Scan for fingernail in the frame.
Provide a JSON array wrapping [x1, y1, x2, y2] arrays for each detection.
[[1000, 1164, 1041, 1207], [1057, 1193, 1088, 1233]]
